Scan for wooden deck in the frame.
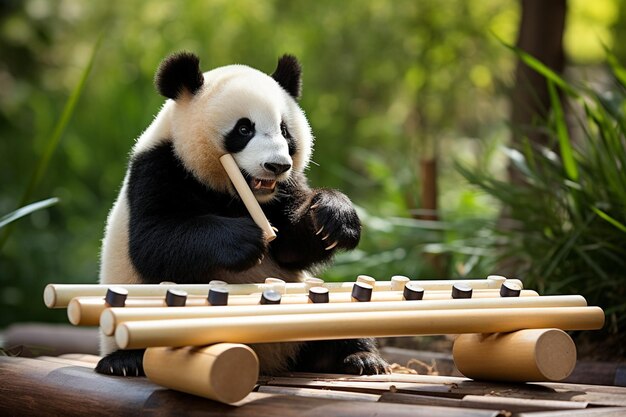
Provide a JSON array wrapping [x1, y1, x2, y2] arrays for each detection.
[[1, 354, 626, 417]]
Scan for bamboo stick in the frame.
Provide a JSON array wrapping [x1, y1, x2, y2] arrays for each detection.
[[115, 306, 605, 349], [70, 288, 539, 326], [100, 295, 589, 336], [44, 276, 523, 308], [219, 153, 276, 241], [143, 344, 259, 404], [453, 329, 577, 382]]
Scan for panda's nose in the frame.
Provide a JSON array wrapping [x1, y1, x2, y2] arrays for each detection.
[[264, 162, 291, 175]]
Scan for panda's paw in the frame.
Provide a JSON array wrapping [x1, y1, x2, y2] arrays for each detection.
[[222, 218, 268, 270], [342, 351, 391, 375], [95, 349, 145, 377], [309, 189, 360, 251]]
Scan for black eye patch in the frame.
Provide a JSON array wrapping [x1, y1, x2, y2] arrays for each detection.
[[281, 121, 297, 156], [224, 118, 255, 153]]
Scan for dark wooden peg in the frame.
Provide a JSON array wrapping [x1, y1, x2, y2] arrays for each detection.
[[403, 283, 425, 301], [351, 282, 373, 302], [260, 290, 281, 305], [500, 281, 522, 297], [165, 289, 188, 307], [451, 283, 473, 299], [308, 287, 330, 303], [208, 287, 229, 306], [105, 287, 128, 307]]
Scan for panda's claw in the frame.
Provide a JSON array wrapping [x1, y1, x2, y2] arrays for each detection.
[[325, 241, 339, 251], [310, 203, 319, 210], [315, 226, 324, 235]]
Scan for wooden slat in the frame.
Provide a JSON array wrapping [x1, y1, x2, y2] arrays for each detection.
[[380, 392, 587, 413], [257, 385, 381, 402], [516, 407, 626, 417], [34, 355, 97, 368], [0, 356, 502, 417], [265, 374, 626, 407]]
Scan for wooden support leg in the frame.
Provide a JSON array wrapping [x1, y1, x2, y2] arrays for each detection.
[[452, 328, 577, 382], [143, 343, 259, 404]]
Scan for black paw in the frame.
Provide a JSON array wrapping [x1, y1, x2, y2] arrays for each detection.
[[342, 352, 390, 375], [220, 217, 268, 271], [95, 350, 145, 377], [309, 189, 360, 252]]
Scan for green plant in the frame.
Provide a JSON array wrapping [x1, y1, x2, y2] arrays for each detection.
[[457, 50, 626, 354]]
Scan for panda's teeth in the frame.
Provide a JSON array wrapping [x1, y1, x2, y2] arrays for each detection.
[[254, 179, 262, 189]]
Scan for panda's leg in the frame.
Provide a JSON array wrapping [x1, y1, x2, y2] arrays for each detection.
[[292, 338, 390, 375], [95, 333, 145, 377]]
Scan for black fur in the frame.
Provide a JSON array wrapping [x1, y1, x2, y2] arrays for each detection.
[[271, 55, 302, 99], [155, 52, 204, 99], [127, 142, 266, 283], [224, 118, 256, 154], [281, 121, 297, 156], [293, 339, 390, 375], [95, 349, 145, 376]]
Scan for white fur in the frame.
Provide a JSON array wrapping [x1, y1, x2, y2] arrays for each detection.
[[99, 60, 315, 374]]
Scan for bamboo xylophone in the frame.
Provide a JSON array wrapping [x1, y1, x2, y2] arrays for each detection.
[[43, 275, 605, 405]]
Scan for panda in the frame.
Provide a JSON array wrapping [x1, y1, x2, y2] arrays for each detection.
[[95, 51, 390, 377]]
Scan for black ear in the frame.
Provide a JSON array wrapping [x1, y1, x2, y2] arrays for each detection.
[[271, 54, 302, 99], [155, 52, 204, 99]]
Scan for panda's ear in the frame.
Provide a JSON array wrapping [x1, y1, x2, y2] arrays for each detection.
[[271, 54, 302, 100], [155, 52, 204, 100]]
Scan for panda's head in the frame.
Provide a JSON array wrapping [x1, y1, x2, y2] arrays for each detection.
[[155, 52, 313, 203]]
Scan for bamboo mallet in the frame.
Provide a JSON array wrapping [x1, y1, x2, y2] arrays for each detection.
[[115, 306, 605, 349], [453, 329, 577, 382], [100, 295, 589, 336], [219, 153, 276, 241], [143, 343, 259, 404]]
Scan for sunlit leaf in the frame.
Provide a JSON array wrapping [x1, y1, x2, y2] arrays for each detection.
[[0, 198, 59, 229]]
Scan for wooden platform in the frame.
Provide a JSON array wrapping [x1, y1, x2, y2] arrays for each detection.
[[1, 354, 626, 417]]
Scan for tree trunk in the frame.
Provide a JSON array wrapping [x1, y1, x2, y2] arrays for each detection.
[[509, 0, 567, 184]]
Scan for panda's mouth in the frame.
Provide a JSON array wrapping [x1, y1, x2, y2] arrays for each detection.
[[249, 177, 277, 195]]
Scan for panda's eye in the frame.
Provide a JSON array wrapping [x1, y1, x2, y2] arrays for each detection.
[[280, 122, 290, 138], [236, 118, 254, 137]]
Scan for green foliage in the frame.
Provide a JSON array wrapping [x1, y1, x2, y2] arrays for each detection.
[[457, 52, 626, 343]]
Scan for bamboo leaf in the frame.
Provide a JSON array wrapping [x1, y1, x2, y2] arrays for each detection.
[[592, 207, 626, 233], [0, 198, 59, 229], [547, 79, 579, 181], [494, 33, 578, 97]]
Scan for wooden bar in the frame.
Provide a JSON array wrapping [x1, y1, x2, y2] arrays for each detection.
[[453, 329, 577, 382], [44, 276, 523, 308], [100, 295, 588, 336], [70, 288, 538, 327], [3, 356, 504, 417], [144, 344, 259, 404], [219, 153, 276, 241], [115, 306, 605, 349]]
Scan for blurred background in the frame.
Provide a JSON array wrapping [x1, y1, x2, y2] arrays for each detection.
[[1, 0, 624, 356]]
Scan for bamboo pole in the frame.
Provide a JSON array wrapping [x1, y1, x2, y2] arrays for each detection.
[[143, 344, 259, 404], [115, 306, 605, 349], [44, 277, 522, 308], [100, 295, 588, 336], [219, 153, 276, 241], [453, 329, 577, 382], [69, 288, 539, 326]]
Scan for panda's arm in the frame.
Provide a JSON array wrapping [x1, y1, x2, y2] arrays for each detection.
[[265, 174, 361, 270], [126, 143, 266, 283]]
